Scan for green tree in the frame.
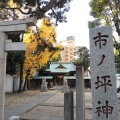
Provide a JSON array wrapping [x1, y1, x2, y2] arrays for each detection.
[[88, 19, 101, 28], [88, 0, 120, 35], [114, 41, 120, 73], [0, 0, 72, 23], [89, 0, 120, 73], [74, 46, 90, 72]]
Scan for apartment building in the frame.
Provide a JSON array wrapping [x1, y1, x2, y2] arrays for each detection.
[[59, 36, 75, 62]]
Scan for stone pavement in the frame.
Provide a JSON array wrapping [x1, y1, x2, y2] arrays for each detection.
[[5, 90, 58, 120], [5, 88, 120, 120], [20, 89, 93, 120]]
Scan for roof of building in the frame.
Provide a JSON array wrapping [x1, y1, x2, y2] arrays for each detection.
[[64, 76, 91, 80], [46, 62, 76, 73], [34, 76, 91, 80], [64, 76, 76, 79], [34, 76, 53, 79]]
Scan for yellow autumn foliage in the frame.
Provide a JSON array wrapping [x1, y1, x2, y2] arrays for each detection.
[[114, 48, 119, 56], [23, 30, 38, 78], [23, 18, 63, 79], [39, 18, 57, 44], [8, 0, 18, 7]]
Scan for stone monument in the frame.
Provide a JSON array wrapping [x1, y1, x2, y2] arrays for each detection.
[[41, 78, 48, 92], [0, 17, 37, 120], [89, 26, 118, 120], [61, 79, 69, 93]]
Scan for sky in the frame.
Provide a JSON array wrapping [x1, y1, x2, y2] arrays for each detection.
[[56, 0, 94, 49]]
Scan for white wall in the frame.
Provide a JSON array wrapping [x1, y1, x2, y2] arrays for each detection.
[[5, 74, 20, 93], [13, 75, 20, 92], [5, 74, 13, 93]]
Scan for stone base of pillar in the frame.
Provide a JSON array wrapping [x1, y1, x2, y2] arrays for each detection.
[[40, 85, 48, 92]]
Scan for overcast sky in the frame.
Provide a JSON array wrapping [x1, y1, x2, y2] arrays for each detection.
[[56, 0, 94, 49]]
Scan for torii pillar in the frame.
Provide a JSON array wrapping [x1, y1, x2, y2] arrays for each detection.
[[0, 17, 37, 120]]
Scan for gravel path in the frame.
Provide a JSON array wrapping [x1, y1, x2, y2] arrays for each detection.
[[5, 90, 58, 120], [5, 90, 45, 109]]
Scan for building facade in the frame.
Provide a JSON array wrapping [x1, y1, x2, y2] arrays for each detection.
[[32, 62, 91, 89], [59, 36, 75, 62]]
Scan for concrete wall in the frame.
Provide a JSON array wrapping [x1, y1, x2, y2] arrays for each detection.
[[5, 74, 20, 93], [5, 74, 13, 93]]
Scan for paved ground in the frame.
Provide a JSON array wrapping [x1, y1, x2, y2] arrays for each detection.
[[21, 90, 92, 120], [5, 90, 58, 120], [5, 88, 120, 120]]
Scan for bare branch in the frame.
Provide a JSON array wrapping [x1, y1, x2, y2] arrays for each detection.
[[36, 0, 41, 11], [42, 0, 56, 13], [6, 7, 36, 15], [5, 0, 68, 21]]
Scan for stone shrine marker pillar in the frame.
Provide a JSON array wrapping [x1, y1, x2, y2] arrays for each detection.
[[89, 26, 118, 120], [0, 17, 37, 120]]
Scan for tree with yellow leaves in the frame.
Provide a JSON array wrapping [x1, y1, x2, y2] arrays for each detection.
[[23, 17, 63, 90]]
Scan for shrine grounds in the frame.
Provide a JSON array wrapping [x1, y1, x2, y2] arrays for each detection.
[[5, 88, 120, 120]]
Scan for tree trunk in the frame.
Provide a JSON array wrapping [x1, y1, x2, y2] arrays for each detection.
[[18, 63, 23, 93], [13, 75, 15, 93], [27, 79, 31, 90], [23, 77, 27, 91]]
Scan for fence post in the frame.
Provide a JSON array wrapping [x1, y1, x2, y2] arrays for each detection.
[[64, 91, 74, 120], [76, 66, 85, 120]]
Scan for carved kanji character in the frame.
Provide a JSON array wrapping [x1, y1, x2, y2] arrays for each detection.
[[93, 32, 108, 49], [97, 55, 105, 66], [96, 101, 113, 118], [95, 75, 112, 92]]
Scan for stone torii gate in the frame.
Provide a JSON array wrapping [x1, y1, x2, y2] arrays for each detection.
[[0, 17, 37, 120]]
